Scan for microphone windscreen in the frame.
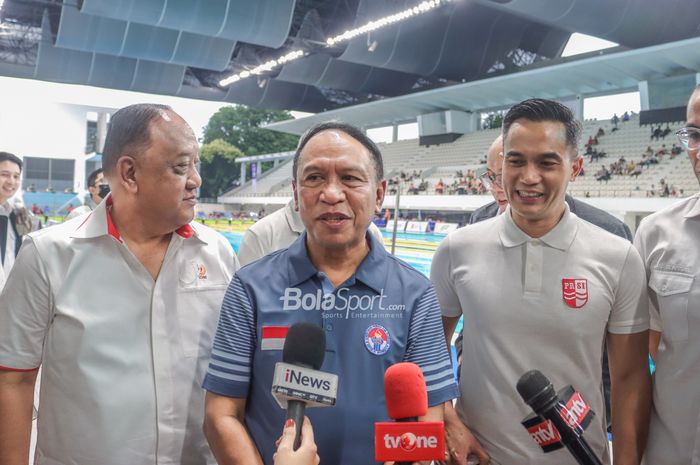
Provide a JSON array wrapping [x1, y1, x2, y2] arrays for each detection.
[[516, 370, 554, 407], [384, 362, 428, 420], [282, 322, 326, 370]]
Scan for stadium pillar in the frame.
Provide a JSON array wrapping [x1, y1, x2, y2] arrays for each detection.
[[240, 161, 247, 184], [392, 124, 398, 142], [96, 112, 108, 153], [639, 81, 650, 111], [575, 95, 583, 121]]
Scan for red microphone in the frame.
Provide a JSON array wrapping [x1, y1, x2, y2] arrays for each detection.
[[374, 363, 445, 463]]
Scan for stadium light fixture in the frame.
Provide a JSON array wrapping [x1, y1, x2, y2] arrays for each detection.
[[218, 0, 451, 88]]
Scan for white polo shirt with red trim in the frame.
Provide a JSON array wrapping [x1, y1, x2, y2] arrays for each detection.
[[431, 205, 649, 465], [0, 196, 239, 465]]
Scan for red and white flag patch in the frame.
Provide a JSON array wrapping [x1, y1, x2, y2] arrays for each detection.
[[562, 279, 588, 309], [261, 326, 289, 351]]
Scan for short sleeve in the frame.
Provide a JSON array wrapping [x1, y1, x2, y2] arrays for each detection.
[[607, 245, 650, 334], [202, 275, 257, 397], [404, 286, 459, 406], [430, 235, 462, 317], [633, 227, 661, 331], [0, 238, 52, 370], [237, 229, 266, 267]]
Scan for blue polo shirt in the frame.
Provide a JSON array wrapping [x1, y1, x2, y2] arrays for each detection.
[[203, 232, 458, 465]]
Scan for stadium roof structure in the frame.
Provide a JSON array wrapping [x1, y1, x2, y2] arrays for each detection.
[[0, 0, 699, 115]]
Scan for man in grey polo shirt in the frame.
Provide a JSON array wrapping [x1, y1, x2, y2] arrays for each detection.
[[432, 99, 650, 465], [636, 87, 700, 465], [203, 121, 458, 465]]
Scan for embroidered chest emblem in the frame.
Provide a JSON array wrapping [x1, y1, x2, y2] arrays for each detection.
[[197, 264, 208, 280], [364, 324, 391, 355], [562, 279, 588, 309]]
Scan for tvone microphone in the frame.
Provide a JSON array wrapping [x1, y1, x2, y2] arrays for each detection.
[[375, 362, 445, 464], [271, 322, 338, 450], [516, 370, 604, 465]]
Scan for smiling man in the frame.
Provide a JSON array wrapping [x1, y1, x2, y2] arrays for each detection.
[[203, 121, 458, 465], [0, 104, 238, 465], [431, 99, 650, 465]]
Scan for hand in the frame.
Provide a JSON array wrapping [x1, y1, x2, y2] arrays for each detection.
[[443, 412, 490, 465], [273, 417, 319, 465]]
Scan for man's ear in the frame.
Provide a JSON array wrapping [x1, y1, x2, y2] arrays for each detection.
[[115, 156, 138, 194], [375, 179, 387, 214], [292, 179, 299, 211], [570, 155, 584, 181]]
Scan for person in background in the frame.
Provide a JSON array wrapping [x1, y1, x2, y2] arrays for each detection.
[[636, 86, 700, 465], [84, 168, 110, 210], [0, 152, 33, 291]]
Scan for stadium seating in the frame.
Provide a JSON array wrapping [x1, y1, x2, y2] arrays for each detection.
[[224, 115, 696, 200]]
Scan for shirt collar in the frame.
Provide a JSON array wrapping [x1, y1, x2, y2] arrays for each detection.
[[70, 194, 200, 242], [286, 230, 389, 293], [499, 204, 578, 251], [683, 192, 700, 218], [0, 201, 11, 216], [284, 201, 306, 234]]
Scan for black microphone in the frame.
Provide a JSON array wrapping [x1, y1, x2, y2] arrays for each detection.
[[271, 323, 338, 450], [516, 370, 604, 465]]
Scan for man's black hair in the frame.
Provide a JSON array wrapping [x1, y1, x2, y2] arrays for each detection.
[[502, 98, 582, 156], [102, 103, 173, 175], [293, 121, 384, 181], [0, 152, 23, 172], [87, 168, 103, 188]]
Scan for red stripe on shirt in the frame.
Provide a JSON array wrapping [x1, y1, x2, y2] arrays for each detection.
[[262, 326, 289, 339], [0, 364, 39, 372]]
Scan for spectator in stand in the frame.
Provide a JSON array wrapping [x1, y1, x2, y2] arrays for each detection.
[[623, 111, 630, 122], [435, 178, 445, 194], [596, 127, 605, 138], [612, 113, 620, 128], [662, 124, 671, 139]]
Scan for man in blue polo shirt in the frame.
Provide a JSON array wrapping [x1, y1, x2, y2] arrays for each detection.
[[203, 121, 458, 465]]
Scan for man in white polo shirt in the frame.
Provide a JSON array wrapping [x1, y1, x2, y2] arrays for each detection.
[[636, 87, 700, 465], [0, 103, 239, 465], [432, 98, 650, 465]]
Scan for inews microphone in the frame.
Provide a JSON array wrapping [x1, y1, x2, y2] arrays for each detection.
[[374, 362, 445, 464], [516, 370, 604, 465], [271, 322, 338, 450]]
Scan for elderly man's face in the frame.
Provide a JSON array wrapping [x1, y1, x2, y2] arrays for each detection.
[[685, 90, 700, 183], [0, 160, 21, 204], [486, 138, 507, 213], [293, 130, 386, 253], [135, 112, 201, 229]]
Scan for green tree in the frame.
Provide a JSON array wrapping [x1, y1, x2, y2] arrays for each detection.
[[202, 105, 299, 156], [199, 139, 244, 198]]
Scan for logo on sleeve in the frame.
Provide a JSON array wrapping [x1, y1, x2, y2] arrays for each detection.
[[562, 278, 588, 309], [365, 324, 391, 355]]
